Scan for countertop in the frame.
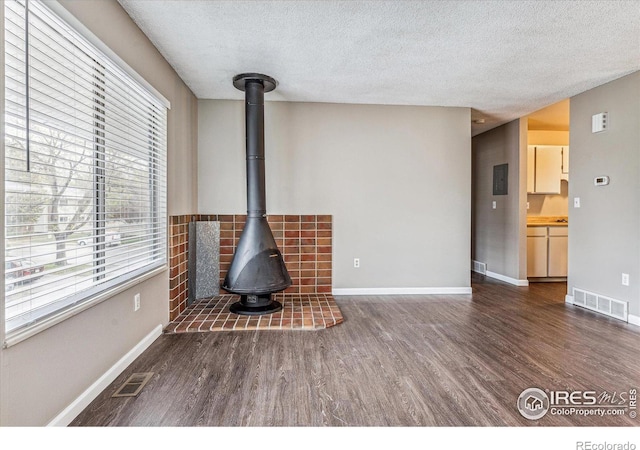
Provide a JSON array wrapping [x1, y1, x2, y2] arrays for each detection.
[[527, 216, 568, 227]]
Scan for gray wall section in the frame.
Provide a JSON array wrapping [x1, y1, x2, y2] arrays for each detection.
[[568, 72, 640, 317], [0, 0, 198, 425], [472, 119, 528, 281], [198, 100, 472, 290]]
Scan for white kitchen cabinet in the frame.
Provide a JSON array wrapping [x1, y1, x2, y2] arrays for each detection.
[[527, 227, 548, 277], [548, 227, 568, 277], [561, 146, 569, 181], [527, 146, 536, 194], [528, 146, 562, 194], [527, 225, 568, 278]]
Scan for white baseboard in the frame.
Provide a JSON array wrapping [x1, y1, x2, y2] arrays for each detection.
[[565, 294, 574, 304], [47, 324, 163, 427], [485, 270, 529, 287], [332, 287, 472, 296]]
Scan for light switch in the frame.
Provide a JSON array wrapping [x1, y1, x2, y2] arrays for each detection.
[[492, 201, 497, 209], [574, 197, 581, 208]]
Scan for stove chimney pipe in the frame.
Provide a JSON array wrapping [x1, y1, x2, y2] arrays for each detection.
[[222, 73, 291, 315]]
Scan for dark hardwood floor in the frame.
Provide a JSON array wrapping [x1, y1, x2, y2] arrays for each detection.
[[71, 274, 640, 426]]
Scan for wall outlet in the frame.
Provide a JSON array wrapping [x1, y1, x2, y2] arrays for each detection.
[[622, 273, 629, 286], [134, 293, 141, 311], [492, 201, 497, 209], [353, 258, 360, 268], [526, 202, 530, 210], [573, 197, 581, 208]]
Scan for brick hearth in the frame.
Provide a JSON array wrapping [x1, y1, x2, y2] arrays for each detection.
[[164, 293, 343, 333], [168, 214, 338, 329]]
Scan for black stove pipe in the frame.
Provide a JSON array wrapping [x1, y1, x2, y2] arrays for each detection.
[[222, 73, 291, 315], [245, 78, 267, 219]]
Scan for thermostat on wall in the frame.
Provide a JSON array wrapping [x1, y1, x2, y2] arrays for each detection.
[[594, 176, 610, 186]]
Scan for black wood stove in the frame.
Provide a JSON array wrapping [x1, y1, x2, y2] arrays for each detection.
[[222, 73, 292, 315]]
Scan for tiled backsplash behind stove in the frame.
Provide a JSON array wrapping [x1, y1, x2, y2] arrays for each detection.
[[169, 214, 332, 320]]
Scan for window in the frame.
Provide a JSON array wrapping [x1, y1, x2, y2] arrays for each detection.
[[4, 0, 168, 339]]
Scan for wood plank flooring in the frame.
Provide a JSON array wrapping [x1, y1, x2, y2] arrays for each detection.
[[71, 274, 640, 426]]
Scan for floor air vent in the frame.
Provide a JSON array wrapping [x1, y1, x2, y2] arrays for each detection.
[[112, 372, 154, 398], [572, 288, 628, 322], [472, 260, 487, 275]]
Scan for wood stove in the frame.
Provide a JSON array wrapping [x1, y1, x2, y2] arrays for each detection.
[[222, 73, 292, 315]]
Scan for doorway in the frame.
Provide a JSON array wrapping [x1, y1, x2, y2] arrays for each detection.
[[525, 99, 570, 282]]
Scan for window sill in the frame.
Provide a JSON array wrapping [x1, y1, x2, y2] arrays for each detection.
[[3, 265, 167, 348]]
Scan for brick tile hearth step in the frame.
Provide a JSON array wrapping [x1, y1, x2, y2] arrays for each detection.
[[164, 293, 343, 334]]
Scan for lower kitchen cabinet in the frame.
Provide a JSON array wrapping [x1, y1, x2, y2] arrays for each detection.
[[548, 227, 568, 277], [527, 226, 568, 279], [527, 227, 548, 277]]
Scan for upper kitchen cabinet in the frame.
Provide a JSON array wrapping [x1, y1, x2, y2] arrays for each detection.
[[527, 145, 567, 194], [561, 146, 569, 181]]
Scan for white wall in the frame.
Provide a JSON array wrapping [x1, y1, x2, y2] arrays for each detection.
[[0, 0, 198, 426], [198, 100, 471, 291], [528, 130, 570, 146], [568, 71, 640, 319], [471, 119, 528, 283], [527, 180, 569, 217]]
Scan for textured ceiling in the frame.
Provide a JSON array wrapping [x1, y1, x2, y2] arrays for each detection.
[[117, 0, 640, 135]]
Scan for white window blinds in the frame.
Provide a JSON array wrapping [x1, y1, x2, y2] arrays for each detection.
[[4, 0, 168, 336]]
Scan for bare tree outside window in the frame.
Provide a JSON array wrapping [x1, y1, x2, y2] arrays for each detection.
[[5, 128, 94, 266]]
